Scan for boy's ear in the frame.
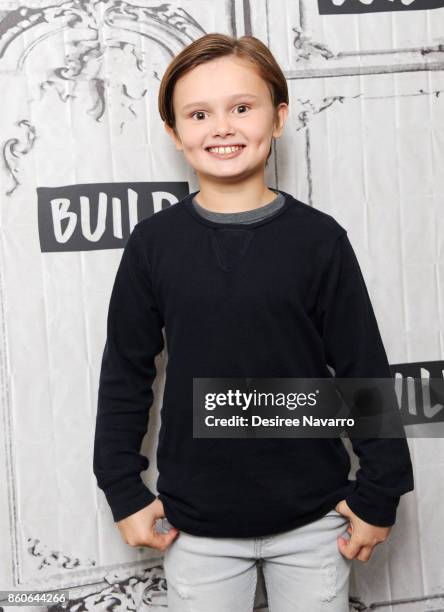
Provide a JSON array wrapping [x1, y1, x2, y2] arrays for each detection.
[[164, 122, 183, 151], [272, 103, 289, 139]]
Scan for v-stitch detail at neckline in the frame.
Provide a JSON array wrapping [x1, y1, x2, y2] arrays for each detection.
[[211, 228, 255, 272]]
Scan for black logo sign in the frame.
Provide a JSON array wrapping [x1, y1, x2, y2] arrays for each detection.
[[390, 360, 444, 424], [318, 0, 444, 14], [37, 182, 189, 252]]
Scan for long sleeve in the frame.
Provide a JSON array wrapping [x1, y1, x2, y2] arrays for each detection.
[[93, 224, 165, 522], [318, 230, 414, 526]]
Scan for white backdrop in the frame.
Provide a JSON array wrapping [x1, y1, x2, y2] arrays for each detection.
[[0, 1, 443, 610]]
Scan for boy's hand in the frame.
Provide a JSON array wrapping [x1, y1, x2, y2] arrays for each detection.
[[335, 499, 392, 563], [117, 497, 180, 551]]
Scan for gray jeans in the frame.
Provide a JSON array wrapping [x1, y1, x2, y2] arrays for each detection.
[[163, 509, 352, 611]]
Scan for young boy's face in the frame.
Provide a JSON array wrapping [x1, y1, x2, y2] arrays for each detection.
[[165, 55, 288, 182]]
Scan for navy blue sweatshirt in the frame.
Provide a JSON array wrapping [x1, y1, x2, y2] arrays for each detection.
[[93, 189, 414, 537]]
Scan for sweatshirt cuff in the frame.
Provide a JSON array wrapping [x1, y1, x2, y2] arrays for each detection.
[[102, 477, 157, 523], [345, 488, 400, 527]]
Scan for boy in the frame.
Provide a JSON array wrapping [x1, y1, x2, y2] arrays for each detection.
[[93, 33, 414, 611]]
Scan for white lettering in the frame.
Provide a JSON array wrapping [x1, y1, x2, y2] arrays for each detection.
[[51, 198, 76, 243], [80, 192, 107, 241], [332, 0, 416, 6]]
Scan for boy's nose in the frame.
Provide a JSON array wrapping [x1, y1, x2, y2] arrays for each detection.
[[212, 118, 235, 136], [212, 128, 234, 137]]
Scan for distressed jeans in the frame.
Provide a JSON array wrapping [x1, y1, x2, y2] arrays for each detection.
[[162, 509, 352, 611]]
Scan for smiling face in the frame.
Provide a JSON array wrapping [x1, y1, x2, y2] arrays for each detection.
[[164, 55, 288, 185]]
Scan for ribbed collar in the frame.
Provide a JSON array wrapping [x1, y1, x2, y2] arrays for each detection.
[[182, 189, 294, 229]]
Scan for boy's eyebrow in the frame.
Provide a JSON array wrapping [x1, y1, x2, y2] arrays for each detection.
[[181, 93, 259, 112]]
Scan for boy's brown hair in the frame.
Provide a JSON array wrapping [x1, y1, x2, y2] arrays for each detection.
[[158, 33, 289, 163]]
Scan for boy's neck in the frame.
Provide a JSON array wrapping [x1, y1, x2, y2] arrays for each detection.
[[193, 181, 278, 214]]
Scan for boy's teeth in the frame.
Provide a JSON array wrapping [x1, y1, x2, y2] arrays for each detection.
[[208, 145, 243, 154]]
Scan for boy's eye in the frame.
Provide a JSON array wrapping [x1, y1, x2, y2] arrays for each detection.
[[191, 111, 207, 121], [190, 104, 251, 120]]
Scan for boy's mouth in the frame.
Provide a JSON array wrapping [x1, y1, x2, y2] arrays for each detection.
[[205, 145, 246, 159]]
